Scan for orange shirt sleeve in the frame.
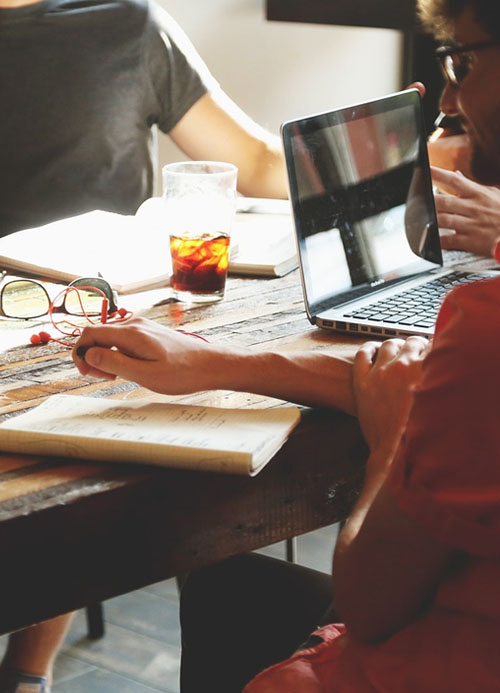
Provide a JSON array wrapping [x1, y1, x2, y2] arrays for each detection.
[[389, 276, 500, 557]]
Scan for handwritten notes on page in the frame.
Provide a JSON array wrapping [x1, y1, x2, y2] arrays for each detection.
[[0, 395, 301, 476]]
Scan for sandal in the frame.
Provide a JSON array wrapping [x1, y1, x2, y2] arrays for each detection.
[[0, 671, 51, 693]]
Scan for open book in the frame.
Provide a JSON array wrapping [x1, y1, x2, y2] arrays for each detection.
[[0, 395, 301, 476], [230, 210, 297, 277], [230, 198, 297, 277], [0, 199, 297, 294], [0, 208, 171, 295]]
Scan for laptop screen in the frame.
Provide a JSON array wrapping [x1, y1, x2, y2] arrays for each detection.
[[282, 90, 441, 317]]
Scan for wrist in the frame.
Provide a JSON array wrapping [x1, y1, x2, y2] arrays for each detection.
[[197, 343, 256, 392]]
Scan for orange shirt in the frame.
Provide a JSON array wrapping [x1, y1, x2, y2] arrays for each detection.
[[245, 272, 500, 692]]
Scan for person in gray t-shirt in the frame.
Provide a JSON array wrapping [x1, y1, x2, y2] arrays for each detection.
[[0, 0, 287, 689], [0, 0, 287, 238]]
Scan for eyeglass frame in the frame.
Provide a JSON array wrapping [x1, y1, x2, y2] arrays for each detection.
[[436, 39, 500, 86], [0, 273, 119, 320]]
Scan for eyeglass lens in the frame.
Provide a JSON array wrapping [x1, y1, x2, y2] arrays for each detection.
[[63, 286, 107, 316], [1, 277, 115, 320], [64, 278, 116, 316], [1, 280, 50, 319], [442, 53, 472, 85]]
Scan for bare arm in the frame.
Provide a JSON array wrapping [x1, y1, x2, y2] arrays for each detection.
[[332, 338, 453, 642], [72, 318, 356, 414], [333, 483, 453, 643], [432, 166, 500, 257], [169, 91, 288, 200]]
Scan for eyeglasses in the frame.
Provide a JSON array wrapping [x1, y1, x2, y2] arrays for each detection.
[[0, 273, 211, 351], [436, 39, 500, 86], [0, 274, 119, 320]]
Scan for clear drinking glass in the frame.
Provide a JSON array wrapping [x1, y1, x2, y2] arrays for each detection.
[[163, 161, 237, 303]]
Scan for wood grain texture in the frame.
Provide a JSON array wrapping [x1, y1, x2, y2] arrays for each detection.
[[0, 272, 367, 635]]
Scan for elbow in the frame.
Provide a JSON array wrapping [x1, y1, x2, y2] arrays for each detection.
[[332, 585, 411, 644], [338, 614, 395, 644], [333, 597, 390, 644]]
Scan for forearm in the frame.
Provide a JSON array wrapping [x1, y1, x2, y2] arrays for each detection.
[[332, 453, 403, 642], [332, 461, 451, 643], [201, 346, 356, 414], [74, 319, 356, 411], [170, 90, 288, 199], [240, 139, 288, 200], [331, 337, 433, 641], [333, 452, 390, 551]]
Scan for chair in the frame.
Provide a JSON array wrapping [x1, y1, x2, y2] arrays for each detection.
[[84, 537, 297, 639]]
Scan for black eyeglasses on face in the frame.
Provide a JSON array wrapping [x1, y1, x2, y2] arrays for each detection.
[[436, 39, 500, 86], [0, 274, 118, 320]]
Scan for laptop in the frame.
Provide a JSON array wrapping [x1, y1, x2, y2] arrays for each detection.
[[281, 89, 497, 337]]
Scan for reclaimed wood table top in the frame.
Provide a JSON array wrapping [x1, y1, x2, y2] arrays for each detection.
[[0, 271, 367, 635]]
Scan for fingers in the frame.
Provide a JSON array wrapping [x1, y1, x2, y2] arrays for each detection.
[[433, 191, 473, 217], [405, 81, 425, 98], [431, 166, 478, 197], [434, 192, 477, 235], [72, 318, 158, 378], [436, 214, 459, 232], [439, 232, 465, 250], [396, 335, 429, 359], [354, 341, 380, 378], [354, 339, 403, 376], [82, 345, 147, 382], [435, 208, 472, 234], [355, 337, 428, 374], [75, 321, 153, 357]]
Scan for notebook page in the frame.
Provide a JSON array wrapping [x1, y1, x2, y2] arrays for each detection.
[[0, 395, 301, 475]]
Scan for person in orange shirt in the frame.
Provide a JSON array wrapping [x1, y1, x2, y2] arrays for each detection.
[[71, 0, 500, 690]]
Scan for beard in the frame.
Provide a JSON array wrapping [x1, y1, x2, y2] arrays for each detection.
[[468, 120, 500, 185], [470, 144, 500, 184]]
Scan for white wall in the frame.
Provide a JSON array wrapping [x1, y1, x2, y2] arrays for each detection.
[[158, 0, 402, 169]]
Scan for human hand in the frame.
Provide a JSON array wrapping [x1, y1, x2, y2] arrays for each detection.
[[353, 337, 429, 472], [432, 166, 500, 257], [405, 81, 425, 98], [72, 317, 229, 395]]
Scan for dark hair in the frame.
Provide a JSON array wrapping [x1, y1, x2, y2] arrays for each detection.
[[418, 0, 500, 41]]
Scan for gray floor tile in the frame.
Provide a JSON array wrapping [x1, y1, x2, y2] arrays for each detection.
[[62, 612, 179, 691], [52, 652, 96, 685], [104, 590, 180, 647], [53, 667, 175, 693], [141, 579, 179, 601]]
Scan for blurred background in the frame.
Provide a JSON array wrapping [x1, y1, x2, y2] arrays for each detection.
[[158, 0, 402, 170]]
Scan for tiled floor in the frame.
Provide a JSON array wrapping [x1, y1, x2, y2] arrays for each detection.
[[0, 525, 338, 692]]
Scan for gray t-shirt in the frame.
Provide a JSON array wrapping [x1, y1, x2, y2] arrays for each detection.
[[0, 0, 213, 236]]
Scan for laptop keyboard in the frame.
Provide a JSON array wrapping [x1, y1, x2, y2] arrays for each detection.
[[342, 271, 489, 328], [442, 249, 478, 266]]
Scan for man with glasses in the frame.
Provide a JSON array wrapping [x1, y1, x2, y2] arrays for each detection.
[[71, 1, 500, 690], [429, 1, 500, 258]]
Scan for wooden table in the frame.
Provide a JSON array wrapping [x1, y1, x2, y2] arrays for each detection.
[[0, 271, 367, 636]]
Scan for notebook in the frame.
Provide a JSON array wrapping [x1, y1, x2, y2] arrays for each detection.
[[281, 89, 497, 337]]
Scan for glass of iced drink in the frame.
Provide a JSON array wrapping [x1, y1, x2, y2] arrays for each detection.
[[163, 161, 237, 303]]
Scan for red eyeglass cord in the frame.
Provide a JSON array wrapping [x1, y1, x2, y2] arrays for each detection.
[[30, 285, 132, 348], [29, 285, 209, 350]]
